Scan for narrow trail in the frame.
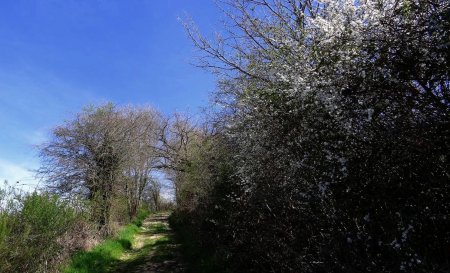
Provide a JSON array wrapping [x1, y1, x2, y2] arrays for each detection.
[[115, 213, 185, 273]]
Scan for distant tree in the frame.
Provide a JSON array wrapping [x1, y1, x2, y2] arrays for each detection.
[[158, 113, 200, 203], [122, 107, 162, 218], [146, 178, 163, 211], [38, 104, 162, 234]]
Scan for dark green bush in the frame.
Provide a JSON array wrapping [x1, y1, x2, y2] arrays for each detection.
[[169, 211, 225, 273]]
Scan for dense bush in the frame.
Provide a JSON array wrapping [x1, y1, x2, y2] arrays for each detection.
[[173, 1, 450, 272], [0, 186, 78, 273], [0, 185, 149, 273], [168, 134, 237, 273]]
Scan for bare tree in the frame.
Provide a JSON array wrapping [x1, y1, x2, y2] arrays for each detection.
[[122, 107, 161, 218], [38, 103, 163, 234], [147, 178, 163, 211], [157, 113, 200, 202]]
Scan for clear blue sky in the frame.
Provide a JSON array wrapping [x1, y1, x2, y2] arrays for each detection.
[[0, 0, 220, 188]]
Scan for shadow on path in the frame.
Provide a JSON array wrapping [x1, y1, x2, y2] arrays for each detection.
[[115, 213, 185, 273]]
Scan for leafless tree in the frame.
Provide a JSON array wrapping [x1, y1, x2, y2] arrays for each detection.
[[156, 113, 200, 202], [38, 104, 163, 234], [122, 107, 161, 218], [147, 178, 163, 211]]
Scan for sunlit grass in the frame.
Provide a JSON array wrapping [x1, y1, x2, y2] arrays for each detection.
[[63, 211, 149, 273]]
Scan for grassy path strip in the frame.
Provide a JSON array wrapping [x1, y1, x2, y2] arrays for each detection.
[[115, 212, 185, 273], [64, 212, 184, 273]]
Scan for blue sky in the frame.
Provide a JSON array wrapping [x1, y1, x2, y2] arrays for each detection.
[[0, 0, 220, 189]]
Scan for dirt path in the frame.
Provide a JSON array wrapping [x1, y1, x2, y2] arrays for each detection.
[[115, 213, 185, 273]]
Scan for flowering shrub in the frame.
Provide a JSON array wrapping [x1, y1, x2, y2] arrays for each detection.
[[175, 1, 450, 272]]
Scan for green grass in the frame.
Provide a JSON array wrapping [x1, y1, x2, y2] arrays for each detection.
[[131, 209, 150, 227], [114, 212, 178, 273], [115, 228, 173, 272], [64, 210, 149, 273]]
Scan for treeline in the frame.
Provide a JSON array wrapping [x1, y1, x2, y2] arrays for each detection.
[[0, 104, 184, 272], [169, 1, 450, 273]]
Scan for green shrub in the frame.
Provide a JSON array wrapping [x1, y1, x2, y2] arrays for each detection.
[[0, 190, 77, 273]]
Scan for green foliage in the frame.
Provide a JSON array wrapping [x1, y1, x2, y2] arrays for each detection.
[[117, 224, 139, 249], [131, 208, 150, 227], [0, 190, 77, 273]]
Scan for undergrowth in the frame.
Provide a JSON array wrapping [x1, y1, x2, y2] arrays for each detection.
[[0, 189, 77, 273]]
